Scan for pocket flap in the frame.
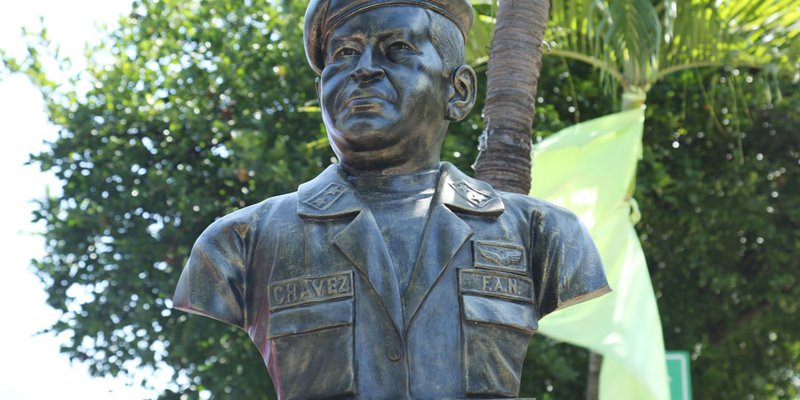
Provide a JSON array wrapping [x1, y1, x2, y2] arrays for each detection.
[[267, 299, 353, 338], [462, 295, 538, 333]]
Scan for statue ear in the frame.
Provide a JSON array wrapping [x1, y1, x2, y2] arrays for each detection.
[[445, 65, 477, 122], [315, 77, 321, 102]]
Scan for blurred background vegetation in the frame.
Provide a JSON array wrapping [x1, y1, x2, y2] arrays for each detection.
[[2, 0, 798, 398]]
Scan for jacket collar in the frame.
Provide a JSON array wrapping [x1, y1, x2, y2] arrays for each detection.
[[297, 162, 505, 218]]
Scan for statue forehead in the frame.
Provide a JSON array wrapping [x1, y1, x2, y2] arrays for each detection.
[[304, 0, 473, 74], [326, 7, 429, 41]]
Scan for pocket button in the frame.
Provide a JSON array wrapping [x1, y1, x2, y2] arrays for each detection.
[[386, 347, 402, 362]]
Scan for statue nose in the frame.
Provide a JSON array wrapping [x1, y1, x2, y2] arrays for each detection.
[[350, 48, 385, 83]]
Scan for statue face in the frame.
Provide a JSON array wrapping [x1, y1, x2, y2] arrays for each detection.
[[319, 6, 452, 174]]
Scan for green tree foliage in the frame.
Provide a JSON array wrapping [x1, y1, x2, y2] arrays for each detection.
[[10, 0, 328, 397], [640, 71, 800, 399], [515, 61, 800, 398], [3, 0, 798, 398]]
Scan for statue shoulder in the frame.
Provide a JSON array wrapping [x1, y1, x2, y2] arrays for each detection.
[[497, 191, 585, 229], [201, 192, 299, 240], [500, 193, 610, 316], [173, 191, 300, 328]]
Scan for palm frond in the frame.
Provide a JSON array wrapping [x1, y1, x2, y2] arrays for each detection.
[[546, 0, 660, 90], [539, 0, 800, 93], [659, 0, 799, 78]]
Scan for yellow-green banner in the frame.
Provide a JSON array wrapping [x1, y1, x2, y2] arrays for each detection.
[[530, 108, 669, 400]]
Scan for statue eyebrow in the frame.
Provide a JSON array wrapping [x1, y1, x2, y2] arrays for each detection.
[[381, 31, 417, 44], [326, 35, 363, 55], [377, 28, 413, 38], [329, 26, 416, 44], [326, 29, 420, 58]]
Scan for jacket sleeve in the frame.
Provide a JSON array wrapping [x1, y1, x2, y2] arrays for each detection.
[[173, 217, 248, 330], [530, 205, 610, 319]]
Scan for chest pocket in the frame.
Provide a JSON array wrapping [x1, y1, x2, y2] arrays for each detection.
[[267, 271, 356, 399], [459, 268, 538, 397]]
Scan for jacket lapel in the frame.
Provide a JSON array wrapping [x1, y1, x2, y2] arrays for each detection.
[[402, 163, 505, 328], [402, 203, 472, 328], [333, 210, 404, 333], [298, 165, 404, 335]]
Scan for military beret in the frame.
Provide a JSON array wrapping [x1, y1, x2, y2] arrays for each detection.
[[304, 0, 473, 74]]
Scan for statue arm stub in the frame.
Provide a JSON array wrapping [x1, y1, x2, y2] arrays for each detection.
[[530, 203, 611, 319], [173, 217, 248, 330]]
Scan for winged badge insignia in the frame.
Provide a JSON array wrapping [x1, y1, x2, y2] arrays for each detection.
[[479, 247, 522, 266], [473, 240, 526, 273]]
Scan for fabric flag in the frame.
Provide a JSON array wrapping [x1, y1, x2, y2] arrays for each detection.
[[530, 107, 669, 400]]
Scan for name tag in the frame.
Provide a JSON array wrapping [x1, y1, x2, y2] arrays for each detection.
[[473, 240, 526, 274], [269, 271, 354, 311], [459, 269, 533, 303]]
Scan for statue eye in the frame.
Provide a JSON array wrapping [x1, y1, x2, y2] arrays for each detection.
[[388, 42, 413, 52], [334, 47, 359, 58]]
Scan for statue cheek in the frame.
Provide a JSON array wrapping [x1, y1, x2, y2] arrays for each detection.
[[321, 65, 351, 88], [320, 78, 348, 112]]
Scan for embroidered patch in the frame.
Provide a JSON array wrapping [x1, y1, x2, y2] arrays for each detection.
[[304, 182, 347, 210], [269, 271, 354, 311], [459, 269, 533, 303], [449, 181, 492, 208], [473, 240, 526, 274]]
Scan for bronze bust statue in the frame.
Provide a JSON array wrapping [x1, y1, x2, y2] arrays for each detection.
[[173, 0, 609, 398]]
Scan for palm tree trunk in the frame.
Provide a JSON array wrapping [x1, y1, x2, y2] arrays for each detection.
[[477, 2, 605, 398], [586, 352, 602, 400], [473, 0, 549, 195]]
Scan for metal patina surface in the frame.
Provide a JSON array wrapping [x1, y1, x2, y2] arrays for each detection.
[[173, 1, 610, 398]]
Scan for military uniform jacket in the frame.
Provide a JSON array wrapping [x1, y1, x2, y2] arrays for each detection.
[[173, 162, 609, 399]]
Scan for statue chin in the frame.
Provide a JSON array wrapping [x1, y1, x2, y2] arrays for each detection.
[[332, 114, 404, 146], [328, 122, 407, 153]]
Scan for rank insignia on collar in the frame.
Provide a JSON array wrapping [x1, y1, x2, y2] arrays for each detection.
[[304, 182, 347, 210], [450, 181, 492, 208]]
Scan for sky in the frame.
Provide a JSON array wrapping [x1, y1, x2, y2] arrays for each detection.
[[0, 1, 161, 398]]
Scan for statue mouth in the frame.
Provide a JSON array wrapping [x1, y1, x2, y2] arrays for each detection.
[[347, 98, 388, 112], [345, 91, 393, 108]]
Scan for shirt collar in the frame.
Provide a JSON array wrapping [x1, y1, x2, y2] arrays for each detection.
[[297, 162, 505, 218]]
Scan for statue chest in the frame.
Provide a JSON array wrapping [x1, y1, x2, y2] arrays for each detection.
[[252, 212, 539, 399]]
